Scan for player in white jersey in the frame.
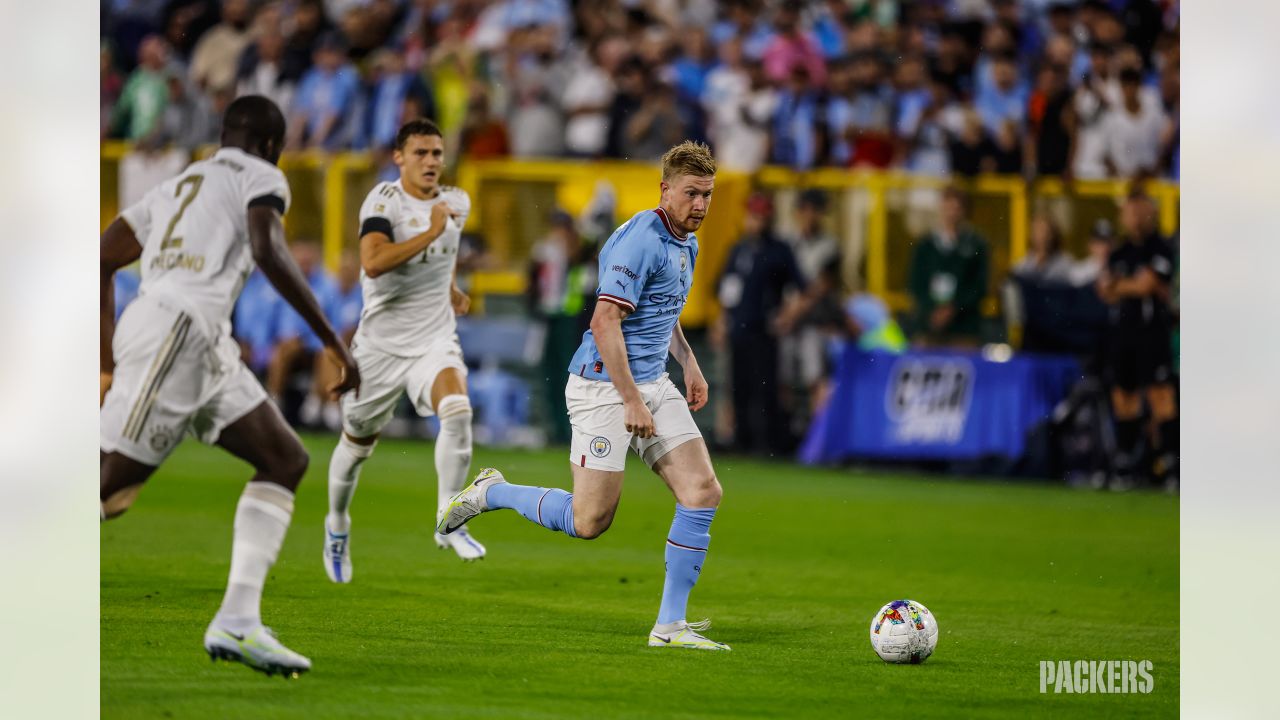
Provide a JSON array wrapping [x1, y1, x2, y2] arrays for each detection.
[[100, 96, 360, 678], [322, 118, 484, 581]]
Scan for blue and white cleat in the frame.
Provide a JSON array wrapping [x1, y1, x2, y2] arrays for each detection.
[[648, 619, 731, 651], [323, 520, 352, 584], [435, 468, 506, 535], [204, 623, 312, 678], [434, 528, 487, 561]]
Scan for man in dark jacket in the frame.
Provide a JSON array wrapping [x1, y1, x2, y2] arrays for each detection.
[[717, 193, 806, 454], [908, 186, 990, 347], [1097, 188, 1178, 489]]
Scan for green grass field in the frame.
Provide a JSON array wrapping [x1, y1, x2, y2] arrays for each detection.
[[102, 434, 1178, 719]]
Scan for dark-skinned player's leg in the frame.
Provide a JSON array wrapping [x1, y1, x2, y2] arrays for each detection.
[[202, 399, 312, 675], [100, 451, 158, 520]]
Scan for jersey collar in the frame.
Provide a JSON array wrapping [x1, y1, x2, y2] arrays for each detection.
[[654, 207, 689, 242]]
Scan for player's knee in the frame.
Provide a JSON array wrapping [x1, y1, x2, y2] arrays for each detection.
[[574, 511, 614, 540], [690, 476, 722, 508], [273, 443, 310, 487]]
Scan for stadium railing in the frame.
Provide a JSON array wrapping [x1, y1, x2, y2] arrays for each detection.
[[101, 143, 1179, 329]]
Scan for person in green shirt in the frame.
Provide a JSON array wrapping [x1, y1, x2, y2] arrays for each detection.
[[907, 186, 990, 347], [109, 35, 171, 141]]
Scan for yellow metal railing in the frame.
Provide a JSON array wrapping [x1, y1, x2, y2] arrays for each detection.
[[101, 145, 1178, 326]]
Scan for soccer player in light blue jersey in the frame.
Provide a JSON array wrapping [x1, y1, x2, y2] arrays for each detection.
[[438, 141, 729, 650]]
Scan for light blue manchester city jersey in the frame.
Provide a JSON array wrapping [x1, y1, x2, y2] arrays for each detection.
[[569, 208, 698, 384]]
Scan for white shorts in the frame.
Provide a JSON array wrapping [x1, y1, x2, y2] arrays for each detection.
[[567, 373, 702, 472], [341, 334, 468, 437], [101, 296, 266, 466]]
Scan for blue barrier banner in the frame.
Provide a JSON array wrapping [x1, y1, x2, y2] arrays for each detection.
[[799, 347, 1082, 464]]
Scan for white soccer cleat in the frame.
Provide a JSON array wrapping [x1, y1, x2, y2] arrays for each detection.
[[434, 528, 487, 561], [204, 623, 312, 678], [435, 468, 506, 535], [648, 619, 731, 651], [323, 520, 352, 584]]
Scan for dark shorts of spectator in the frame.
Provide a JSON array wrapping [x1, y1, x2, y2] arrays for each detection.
[[1104, 325, 1174, 392]]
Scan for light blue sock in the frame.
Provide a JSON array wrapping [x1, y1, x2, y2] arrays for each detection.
[[657, 504, 716, 625], [486, 483, 577, 538]]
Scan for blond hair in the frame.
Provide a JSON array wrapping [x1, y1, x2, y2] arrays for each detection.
[[660, 140, 716, 182]]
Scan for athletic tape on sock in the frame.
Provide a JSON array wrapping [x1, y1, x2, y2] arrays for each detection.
[[340, 433, 377, 458], [241, 482, 294, 523], [436, 394, 473, 420]]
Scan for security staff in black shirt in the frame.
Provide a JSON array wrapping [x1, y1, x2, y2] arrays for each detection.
[[1096, 189, 1178, 488], [717, 193, 806, 455]]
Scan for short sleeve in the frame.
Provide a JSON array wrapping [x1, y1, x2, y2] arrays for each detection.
[[119, 186, 158, 246], [596, 225, 656, 313], [444, 188, 472, 228], [243, 163, 291, 215], [358, 183, 402, 239]]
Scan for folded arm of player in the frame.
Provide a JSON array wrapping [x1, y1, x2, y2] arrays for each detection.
[[360, 202, 455, 278], [99, 218, 145, 404], [591, 300, 655, 438], [248, 204, 361, 397], [668, 322, 708, 411]]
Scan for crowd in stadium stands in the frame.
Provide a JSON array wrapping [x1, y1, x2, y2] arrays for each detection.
[[104, 0, 1179, 478], [102, 0, 1180, 179]]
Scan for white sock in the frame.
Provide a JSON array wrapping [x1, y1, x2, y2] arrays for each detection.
[[215, 482, 294, 631], [434, 395, 473, 515], [328, 435, 376, 534]]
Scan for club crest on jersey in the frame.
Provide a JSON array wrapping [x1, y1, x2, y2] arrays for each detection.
[[590, 437, 612, 458], [679, 252, 688, 273], [374, 203, 386, 213], [410, 217, 422, 227], [148, 425, 177, 454]]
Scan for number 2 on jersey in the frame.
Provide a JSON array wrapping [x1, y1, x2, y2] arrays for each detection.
[[160, 174, 204, 250]]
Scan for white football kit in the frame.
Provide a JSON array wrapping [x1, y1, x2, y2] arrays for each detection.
[[341, 180, 472, 437], [101, 147, 291, 465]]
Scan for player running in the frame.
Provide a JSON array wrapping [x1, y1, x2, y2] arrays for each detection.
[[100, 96, 360, 678], [438, 141, 729, 650], [322, 118, 484, 582]]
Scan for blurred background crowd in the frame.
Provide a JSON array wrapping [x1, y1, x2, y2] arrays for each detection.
[[103, 0, 1178, 178], [102, 0, 1180, 490]]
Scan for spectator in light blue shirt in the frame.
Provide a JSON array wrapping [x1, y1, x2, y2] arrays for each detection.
[[669, 28, 716, 106], [271, 241, 337, 374], [811, 0, 850, 59], [825, 58, 855, 166], [975, 52, 1028, 135], [771, 67, 821, 170], [233, 269, 284, 375], [499, 0, 569, 33], [710, 0, 776, 60], [287, 32, 360, 150], [295, 248, 363, 429], [356, 47, 435, 151]]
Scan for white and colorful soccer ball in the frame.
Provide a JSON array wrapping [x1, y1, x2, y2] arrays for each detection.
[[869, 599, 938, 664]]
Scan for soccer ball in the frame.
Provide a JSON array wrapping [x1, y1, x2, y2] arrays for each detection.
[[869, 599, 938, 664]]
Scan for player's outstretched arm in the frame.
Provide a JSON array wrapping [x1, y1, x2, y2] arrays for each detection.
[[591, 301, 655, 438], [360, 202, 455, 278], [100, 219, 143, 401], [248, 205, 361, 397], [669, 322, 708, 411]]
